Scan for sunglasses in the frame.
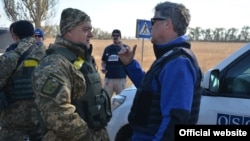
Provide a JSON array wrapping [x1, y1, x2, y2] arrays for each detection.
[[34, 35, 42, 38], [151, 18, 167, 26], [112, 34, 120, 37]]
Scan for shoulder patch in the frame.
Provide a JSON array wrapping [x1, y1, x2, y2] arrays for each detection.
[[42, 76, 63, 96]]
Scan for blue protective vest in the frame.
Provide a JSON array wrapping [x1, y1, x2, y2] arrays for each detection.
[[128, 47, 203, 135]]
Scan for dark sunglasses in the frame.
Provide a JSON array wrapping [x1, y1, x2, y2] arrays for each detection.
[[34, 35, 42, 38], [112, 34, 120, 37], [151, 18, 167, 26]]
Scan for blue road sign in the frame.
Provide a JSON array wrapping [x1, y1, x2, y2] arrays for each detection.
[[136, 19, 152, 38]]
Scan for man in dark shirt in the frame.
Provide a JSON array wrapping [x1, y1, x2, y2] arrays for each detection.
[[101, 29, 128, 98]]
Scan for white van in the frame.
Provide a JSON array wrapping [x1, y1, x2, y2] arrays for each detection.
[[107, 43, 250, 141], [0, 27, 14, 54]]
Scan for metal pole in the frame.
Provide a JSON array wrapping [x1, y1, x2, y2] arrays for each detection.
[[141, 38, 144, 66]]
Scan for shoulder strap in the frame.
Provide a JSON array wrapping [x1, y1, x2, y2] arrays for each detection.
[[46, 47, 77, 62], [12, 44, 36, 75], [155, 47, 199, 69], [46, 47, 86, 70], [18, 44, 35, 66], [154, 47, 202, 89]]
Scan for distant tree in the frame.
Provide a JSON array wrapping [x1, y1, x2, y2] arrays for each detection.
[[2, 0, 58, 28], [91, 28, 112, 39], [188, 27, 202, 41], [225, 28, 238, 41], [239, 26, 250, 41], [43, 24, 59, 38], [187, 27, 195, 41], [204, 29, 213, 41], [213, 28, 225, 41]]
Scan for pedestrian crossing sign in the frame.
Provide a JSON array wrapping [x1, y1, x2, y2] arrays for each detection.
[[136, 19, 152, 38]]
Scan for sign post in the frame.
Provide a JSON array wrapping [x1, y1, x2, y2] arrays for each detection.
[[135, 19, 152, 65]]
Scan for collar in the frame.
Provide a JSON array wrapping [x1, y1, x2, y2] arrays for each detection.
[[51, 35, 88, 59], [153, 35, 191, 58], [154, 35, 189, 48]]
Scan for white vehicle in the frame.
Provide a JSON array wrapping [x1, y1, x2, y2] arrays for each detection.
[[107, 85, 136, 141], [0, 27, 14, 55], [107, 43, 250, 141]]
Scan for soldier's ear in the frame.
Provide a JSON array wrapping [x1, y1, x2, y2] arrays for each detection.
[[11, 33, 19, 41]]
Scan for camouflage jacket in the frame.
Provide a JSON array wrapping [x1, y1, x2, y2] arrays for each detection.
[[32, 36, 109, 141], [0, 37, 46, 88], [0, 37, 46, 131]]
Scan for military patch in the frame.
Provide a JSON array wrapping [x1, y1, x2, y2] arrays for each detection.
[[42, 76, 63, 96]]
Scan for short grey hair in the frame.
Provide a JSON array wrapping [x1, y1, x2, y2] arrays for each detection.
[[154, 1, 190, 36]]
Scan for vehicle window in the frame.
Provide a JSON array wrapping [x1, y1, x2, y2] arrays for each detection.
[[221, 53, 250, 97]]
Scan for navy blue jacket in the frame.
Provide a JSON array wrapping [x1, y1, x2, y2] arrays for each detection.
[[125, 36, 198, 141]]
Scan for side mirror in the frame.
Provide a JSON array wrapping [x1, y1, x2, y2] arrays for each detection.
[[209, 69, 220, 94]]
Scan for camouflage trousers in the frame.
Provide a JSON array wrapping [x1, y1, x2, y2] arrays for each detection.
[[0, 127, 29, 141], [0, 100, 42, 141], [42, 128, 110, 141], [0, 126, 42, 141]]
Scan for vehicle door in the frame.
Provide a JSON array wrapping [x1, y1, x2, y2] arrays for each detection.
[[198, 51, 250, 125]]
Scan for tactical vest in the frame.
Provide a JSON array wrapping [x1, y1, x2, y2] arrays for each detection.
[[3, 44, 39, 104], [128, 47, 202, 134], [47, 47, 112, 130]]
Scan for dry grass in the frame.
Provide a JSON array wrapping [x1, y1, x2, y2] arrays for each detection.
[[44, 38, 246, 87]]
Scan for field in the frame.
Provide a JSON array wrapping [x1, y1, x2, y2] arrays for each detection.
[[44, 38, 246, 87]]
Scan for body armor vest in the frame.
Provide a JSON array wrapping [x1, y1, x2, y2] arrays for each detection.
[[3, 45, 38, 103], [47, 47, 112, 130], [128, 47, 202, 134]]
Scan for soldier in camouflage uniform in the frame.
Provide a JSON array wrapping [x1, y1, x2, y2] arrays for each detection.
[[0, 20, 47, 141], [32, 8, 110, 141]]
